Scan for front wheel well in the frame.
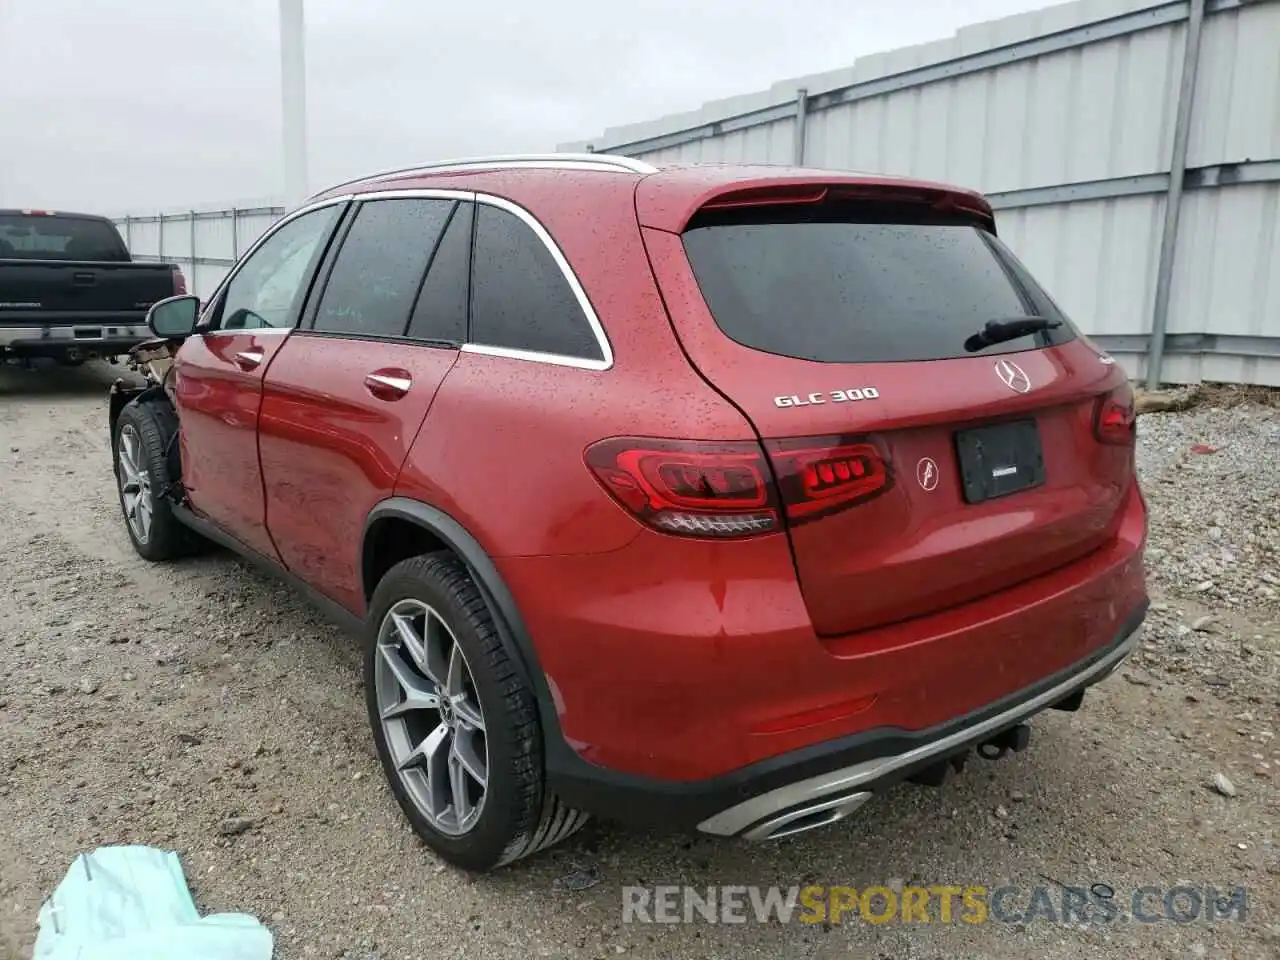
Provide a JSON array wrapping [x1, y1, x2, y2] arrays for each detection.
[[362, 516, 448, 601]]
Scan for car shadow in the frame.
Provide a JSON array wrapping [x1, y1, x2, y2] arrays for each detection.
[[0, 358, 140, 397]]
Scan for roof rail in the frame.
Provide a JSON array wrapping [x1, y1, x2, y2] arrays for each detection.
[[312, 153, 658, 198]]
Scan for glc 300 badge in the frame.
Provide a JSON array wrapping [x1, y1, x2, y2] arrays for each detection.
[[774, 387, 880, 408]]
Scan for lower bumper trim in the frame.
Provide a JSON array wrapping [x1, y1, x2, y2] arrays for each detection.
[[698, 622, 1142, 838]]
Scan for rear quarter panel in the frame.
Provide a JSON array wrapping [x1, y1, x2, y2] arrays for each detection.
[[394, 173, 755, 558]]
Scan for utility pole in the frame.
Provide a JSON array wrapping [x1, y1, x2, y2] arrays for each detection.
[[279, 0, 309, 210]]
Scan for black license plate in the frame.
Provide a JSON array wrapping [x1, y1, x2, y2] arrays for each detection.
[[954, 419, 1045, 504]]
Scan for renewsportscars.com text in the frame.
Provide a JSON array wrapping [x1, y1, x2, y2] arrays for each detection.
[[621, 884, 1249, 926]]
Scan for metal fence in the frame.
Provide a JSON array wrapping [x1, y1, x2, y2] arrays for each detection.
[[115, 205, 286, 302], [115, 0, 1280, 387], [559, 0, 1280, 388]]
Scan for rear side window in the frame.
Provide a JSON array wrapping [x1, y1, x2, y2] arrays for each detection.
[[0, 214, 128, 262], [313, 198, 454, 339], [469, 204, 603, 361], [681, 203, 1075, 363]]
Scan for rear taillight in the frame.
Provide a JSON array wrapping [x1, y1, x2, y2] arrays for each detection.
[[764, 435, 894, 523], [584, 434, 894, 538], [584, 438, 779, 538], [1093, 384, 1136, 445], [171, 266, 188, 295]]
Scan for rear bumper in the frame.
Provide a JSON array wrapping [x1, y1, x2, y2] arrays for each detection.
[[549, 603, 1145, 836], [0, 322, 149, 358], [493, 475, 1148, 829]]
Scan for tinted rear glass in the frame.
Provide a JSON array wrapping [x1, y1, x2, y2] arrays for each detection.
[[0, 214, 128, 261], [682, 204, 1075, 363]]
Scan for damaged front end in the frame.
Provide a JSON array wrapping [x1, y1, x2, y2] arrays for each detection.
[[108, 336, 180, 444]]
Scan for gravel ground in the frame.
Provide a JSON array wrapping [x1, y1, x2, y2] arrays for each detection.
[[1, 362, 1276, 960]]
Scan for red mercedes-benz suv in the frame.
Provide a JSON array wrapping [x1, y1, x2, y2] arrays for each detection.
[[109, 154, 1147, 871]]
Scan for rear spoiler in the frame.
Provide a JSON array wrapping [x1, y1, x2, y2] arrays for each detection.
[[636, 170, 995, 233]]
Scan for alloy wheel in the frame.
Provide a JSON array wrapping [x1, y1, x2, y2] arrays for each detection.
[[117, 424, 154, 544], [374, 599, 488, 836]]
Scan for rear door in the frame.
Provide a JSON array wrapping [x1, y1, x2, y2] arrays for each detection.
[[259, 195, 469, 612], [173, 202, 345, 560], [642, 189, 1135, 636]]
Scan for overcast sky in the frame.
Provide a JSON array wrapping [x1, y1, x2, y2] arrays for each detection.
[[0, 0, 1049, 213]]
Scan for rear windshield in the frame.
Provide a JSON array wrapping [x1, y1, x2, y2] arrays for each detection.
[[0, 214, 128, 262], [681, 203, 1075, 363]]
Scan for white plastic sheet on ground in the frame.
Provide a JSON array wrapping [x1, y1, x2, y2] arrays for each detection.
[[34, 845, 273, 960]]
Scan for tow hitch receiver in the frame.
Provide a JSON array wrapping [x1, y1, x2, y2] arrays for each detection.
[[1049, 688, 1086, 712], [907, 750, 970, 787], [976, 722, 1031, 761]]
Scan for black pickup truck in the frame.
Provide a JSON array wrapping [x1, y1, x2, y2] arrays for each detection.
[[0, 209, 185, 365]]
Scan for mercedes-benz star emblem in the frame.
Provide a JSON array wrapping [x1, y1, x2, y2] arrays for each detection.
[[994, 358, 1031, 394], [916, 457, 939, 492]]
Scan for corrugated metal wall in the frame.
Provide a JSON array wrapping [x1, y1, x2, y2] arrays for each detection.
[[115, 205, 284, 301], [560, 0, 1280, 386], [114, 0, 1279, 386]]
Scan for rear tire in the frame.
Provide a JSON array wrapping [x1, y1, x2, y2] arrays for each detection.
[[113, 399, 202, 561], [365, 553, 588, 872]]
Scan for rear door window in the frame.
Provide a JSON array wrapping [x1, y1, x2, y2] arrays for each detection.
[[0, 214, 128, 261], [312, 198, 455, 339], [469, 203, 604, 361], [681, 203, 1075, 363]]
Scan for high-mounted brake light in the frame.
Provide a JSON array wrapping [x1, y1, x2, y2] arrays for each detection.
[[700, 185, 830, 212], [170, 265, 188, 295], [585, 438, 779, 538], [1093, 384, 1136, 445], [764, 435, 894, 523]]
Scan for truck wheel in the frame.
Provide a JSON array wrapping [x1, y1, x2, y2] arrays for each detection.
[[365, 553, 588, 872], [113, 399, 200, 561]]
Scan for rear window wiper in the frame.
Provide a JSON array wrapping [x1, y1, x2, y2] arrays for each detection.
[[964, 315, 1062, 353]]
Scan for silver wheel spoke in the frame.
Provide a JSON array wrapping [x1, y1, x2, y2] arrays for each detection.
[[377, 642, 440, 719], [422, 611, 451, 687], [448, 752, 474, 824], [445, 642, 466, 698], [121, 431, 140, 478], [453, 695, 484, 732], [117, 426, 153, 544], [390, 613, 428, 675], [451, 728, 486, 787], [399, 723, 450, 813]]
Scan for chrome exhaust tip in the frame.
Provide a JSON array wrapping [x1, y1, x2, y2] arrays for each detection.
[[741, 791, 872, 842]]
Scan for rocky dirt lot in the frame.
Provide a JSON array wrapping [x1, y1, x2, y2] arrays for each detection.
[[1, 362, 1276, 960]]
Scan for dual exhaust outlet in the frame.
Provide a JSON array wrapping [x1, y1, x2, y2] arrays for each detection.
[[746, 721, 1036, 842]]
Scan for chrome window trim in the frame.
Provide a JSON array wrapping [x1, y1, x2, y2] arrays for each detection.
[[469, 193, 613, 371], [206, 326, 293, 338], [200, 188, 614, 370]]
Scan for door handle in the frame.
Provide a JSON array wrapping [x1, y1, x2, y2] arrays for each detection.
[[364, 370, 412, 399], [234, 349, 264, 370]]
